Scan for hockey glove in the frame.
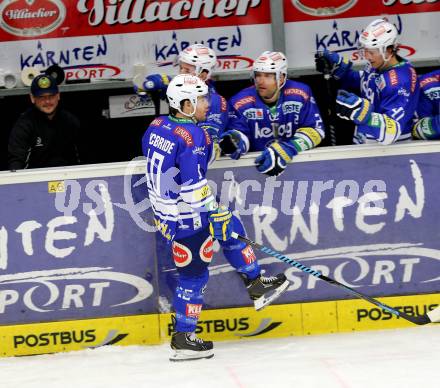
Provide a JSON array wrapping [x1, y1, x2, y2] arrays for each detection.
[[412, 115, 440, 140], [219, 130, 248, 160], [208, 205, 233, 241], [134, 74, 171, 99], [336, 90, 372, 125], [315, 50, 352, 80], [255, 141, 298, 177], [200, 125, 219, 142], [201, 125, 221, 160]]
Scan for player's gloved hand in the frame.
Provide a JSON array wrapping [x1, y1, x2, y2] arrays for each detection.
[[412, 115, 440, 140], [144, 74, 171, 90], [315, 50, 351, 80], [255, 141, 298, 177], [201, 125, 221, 159], [134, 74, 171, 99], [208, 205, 233, 241], [219, 130, 248, 160], [336, 90, 372, 125], [200, 125, 219, 142]]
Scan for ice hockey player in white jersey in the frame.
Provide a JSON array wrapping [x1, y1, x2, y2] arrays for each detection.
[[412, 69, 440, 140], [315, 18, 419, 145], [220, 51, 325, 177]]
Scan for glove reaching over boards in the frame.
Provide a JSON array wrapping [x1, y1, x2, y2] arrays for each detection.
[[255, 141, 298, 177], [219, 130, 248, 160]]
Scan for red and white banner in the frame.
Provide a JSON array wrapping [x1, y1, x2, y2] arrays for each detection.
[[0, 0, 438, 84], [0, 0, 272, 82], [284, 0, 440, 22], [0, 0, 270, 41], [284, 0, 440, 70]]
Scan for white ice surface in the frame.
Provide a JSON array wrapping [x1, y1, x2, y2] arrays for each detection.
[[1, 326, 439, 388]]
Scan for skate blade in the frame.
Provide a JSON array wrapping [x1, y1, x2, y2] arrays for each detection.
[[169, 349, 214, 362], [254, 280, 289, 311]]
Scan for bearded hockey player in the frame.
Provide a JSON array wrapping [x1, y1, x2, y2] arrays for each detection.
[[219, 51, 325, 177]]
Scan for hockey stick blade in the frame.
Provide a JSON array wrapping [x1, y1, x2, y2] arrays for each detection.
[[231, 232, 436, 326]]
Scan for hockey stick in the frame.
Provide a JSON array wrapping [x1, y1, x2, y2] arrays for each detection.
[[323, 66, 338, 146], [231, 232, 440, 326], [315, 51, 337, 146]]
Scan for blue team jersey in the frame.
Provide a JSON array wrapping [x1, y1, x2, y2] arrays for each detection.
[[417, 70, 440, 118], [341, 59, 419, 143], [227, 79, 325, 151], [142, 116, 215, 242]]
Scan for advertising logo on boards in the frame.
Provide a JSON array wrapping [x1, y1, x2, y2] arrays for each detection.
[[0, 0, 66, 37]]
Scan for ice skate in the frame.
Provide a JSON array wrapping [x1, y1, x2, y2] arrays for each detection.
[[244, 273, 289, 311], [170, 332, 214, 362]]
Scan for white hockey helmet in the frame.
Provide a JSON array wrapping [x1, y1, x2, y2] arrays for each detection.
[[178, 44, 217, 79], [252, 51, 288, 88], [166, 74, 208, 117], [358, 18, 398, 61]]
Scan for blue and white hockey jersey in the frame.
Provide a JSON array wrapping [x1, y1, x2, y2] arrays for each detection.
[[418, 70, 439, 118], [142, 116, 215, 242], [341, 59, 419, 144], [413, 70, 440, 139], [227, 79, 325, 152]]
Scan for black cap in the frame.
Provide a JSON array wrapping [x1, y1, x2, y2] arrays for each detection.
[[31, 74, 59, 97]]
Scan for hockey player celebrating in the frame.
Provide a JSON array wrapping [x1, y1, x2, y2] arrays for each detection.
[[138, 45, 289, 315], [220, 51, 325, 177], [142, 74, 231, 361], [412, 69, 439, 140], [315, 18, 420, 145], [142, 74, 288, 361]]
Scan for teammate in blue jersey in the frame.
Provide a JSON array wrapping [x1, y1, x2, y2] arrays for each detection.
[[220, 51, 325, 177], [138, 45, 289, 317], [315, 18, 419, 145], [412, 69, 440, 140], [134, 43, 229, 152]]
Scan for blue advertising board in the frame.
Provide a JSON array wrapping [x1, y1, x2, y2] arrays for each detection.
[[0, 165, 158, 325], [201, 146, 440, 309], [1, 143, 439, 325]]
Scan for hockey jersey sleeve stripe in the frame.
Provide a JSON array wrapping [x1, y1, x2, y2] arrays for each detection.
[[180, 182, 215, 208], [292, 127, 323, 151], [181, 179, 209, 193]]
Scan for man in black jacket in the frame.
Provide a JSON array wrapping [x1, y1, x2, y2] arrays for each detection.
[[8, 74, 81, 170]]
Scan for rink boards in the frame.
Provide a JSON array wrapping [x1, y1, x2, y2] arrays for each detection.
[[0, 293, 438, 357], [1, 142, 440, 356]]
